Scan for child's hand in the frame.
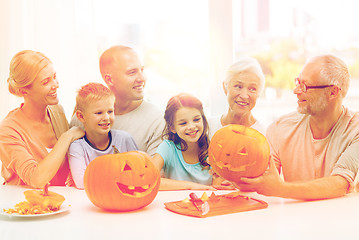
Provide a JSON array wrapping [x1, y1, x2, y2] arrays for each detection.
[[212, 183, 236, 190], [211, 175, 237, 190], [188, 182, 216, 191]]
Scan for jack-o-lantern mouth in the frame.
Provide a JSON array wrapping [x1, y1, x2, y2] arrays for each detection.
[[116, 182, 151, 197], [210, 151, 256, 172], [215, 160, 255, 171]]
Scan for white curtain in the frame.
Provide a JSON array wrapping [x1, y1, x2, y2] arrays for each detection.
[[0, 0, 101, 120]]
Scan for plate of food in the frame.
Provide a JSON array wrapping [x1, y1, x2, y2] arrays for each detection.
[[0, 203, 70, 218], [1, 184, 70, 218]]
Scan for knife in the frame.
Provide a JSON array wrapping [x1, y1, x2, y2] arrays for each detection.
[[189, 193, 210, 215]]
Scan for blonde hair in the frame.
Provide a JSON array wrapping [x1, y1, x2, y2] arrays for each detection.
[[75, 82, 115, 113], [7, 50, 52, 97]]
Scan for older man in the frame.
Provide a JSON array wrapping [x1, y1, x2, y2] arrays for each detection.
[[239, 55, 359, 200], [71, 45, 164, 156]]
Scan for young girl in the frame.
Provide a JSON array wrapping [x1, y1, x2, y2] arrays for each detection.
[[152, 93, 226, 190]]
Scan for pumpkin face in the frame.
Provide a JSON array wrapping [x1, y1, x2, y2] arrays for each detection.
[[208, 124, 270, 183], [84, 151, 160, 211]]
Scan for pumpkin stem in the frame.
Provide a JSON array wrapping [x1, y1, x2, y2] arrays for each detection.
[[113, 145, 120, 154], [43, 183, 49, 196]]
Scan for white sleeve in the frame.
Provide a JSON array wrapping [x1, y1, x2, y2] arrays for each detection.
[[68, 141, 87, 189]]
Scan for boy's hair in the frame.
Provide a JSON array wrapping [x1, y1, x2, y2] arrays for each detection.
[[75, 82, 115, 112], [163, 93, 209, 167]]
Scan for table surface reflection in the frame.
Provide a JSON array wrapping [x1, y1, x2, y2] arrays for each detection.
[[0, 185, 358, 240]]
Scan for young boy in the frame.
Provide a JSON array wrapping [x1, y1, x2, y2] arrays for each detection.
[[68, 82, 138, 189]]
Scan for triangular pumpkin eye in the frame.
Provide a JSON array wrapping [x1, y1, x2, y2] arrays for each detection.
[[123, 164, 132, 171], [238, 147, 248, 156]]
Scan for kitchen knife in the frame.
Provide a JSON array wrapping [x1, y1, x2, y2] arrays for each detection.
[[189, 193, 210, 215]]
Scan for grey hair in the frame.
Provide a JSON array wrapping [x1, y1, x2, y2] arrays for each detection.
[[308, 55, 350, 98], [223, 57, 265, 94]]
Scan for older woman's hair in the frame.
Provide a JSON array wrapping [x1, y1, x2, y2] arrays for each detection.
[[308, 55, 350, 98], [7, 50, 52, 97], [224, 57, 265, 94]]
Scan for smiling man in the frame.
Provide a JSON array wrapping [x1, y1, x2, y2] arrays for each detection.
[[238, 55, 359, 200], [71, 45, 164, 156]]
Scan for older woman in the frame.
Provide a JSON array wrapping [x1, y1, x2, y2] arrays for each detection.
[[0, 50, 84, 189], [208, 57, 266, 137]]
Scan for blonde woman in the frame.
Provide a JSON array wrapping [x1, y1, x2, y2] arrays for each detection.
[[0, 50, 84, 189]]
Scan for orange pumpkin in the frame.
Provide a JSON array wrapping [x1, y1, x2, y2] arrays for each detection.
[[24, 184, 65, 210], [84, 150, 160, 211], [208, 124, 270, 183]]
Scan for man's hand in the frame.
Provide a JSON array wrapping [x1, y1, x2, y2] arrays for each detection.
[[236, 157, 284, 196]]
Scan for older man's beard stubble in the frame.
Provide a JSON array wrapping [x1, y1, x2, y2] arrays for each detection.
[[297, 94, 328, 116]]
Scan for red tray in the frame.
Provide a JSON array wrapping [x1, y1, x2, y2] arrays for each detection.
[[164, 191, 268, 218]]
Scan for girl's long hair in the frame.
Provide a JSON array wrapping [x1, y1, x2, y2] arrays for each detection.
[[162, 93, 210, 168]]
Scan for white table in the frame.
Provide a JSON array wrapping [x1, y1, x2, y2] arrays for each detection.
[[0, 185, 358, 240]]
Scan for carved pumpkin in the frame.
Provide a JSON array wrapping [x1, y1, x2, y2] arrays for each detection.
[[208, 124, 270, 183], [84, 150, 160, 211], [24, 184, 65, 210]]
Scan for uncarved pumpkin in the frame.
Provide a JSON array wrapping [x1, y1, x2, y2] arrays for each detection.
[[84, 150, 160, 211], [208, 124, 270, 183]]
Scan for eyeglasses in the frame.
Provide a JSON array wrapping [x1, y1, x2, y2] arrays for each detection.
[[294, 78, 334, 93]]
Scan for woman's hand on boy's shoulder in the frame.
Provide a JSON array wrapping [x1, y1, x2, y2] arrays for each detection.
[[67, 126, 85, 142]]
